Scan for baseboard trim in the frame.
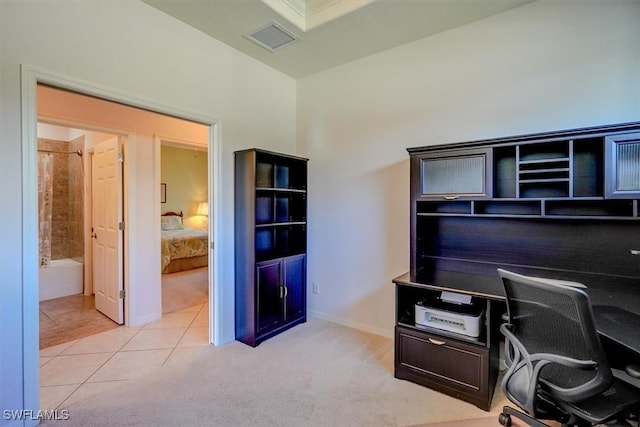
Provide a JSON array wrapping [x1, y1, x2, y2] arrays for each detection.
[[308, 310, 393, 339]]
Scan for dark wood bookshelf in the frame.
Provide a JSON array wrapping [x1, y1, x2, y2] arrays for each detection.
[[235, 149, 308, 347]]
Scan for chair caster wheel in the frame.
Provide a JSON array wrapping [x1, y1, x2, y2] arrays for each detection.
[[498, 412, 512, 427]]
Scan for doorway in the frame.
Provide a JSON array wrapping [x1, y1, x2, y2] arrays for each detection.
[[36, 85, 213, 343], [22, 67, 222, 415], [37, 123, 124, 349], [159, 141, 210, 316]]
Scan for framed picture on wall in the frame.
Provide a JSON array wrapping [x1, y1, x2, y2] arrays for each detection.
[[161, 183, 167, 203]]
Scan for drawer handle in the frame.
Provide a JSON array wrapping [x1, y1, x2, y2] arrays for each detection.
[[428, 338, 446, 346], [443, 195, 459, 200]]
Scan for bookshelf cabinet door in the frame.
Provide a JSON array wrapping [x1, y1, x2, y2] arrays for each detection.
[[284, 254, 306, 322], [256, 259, 284, 334]]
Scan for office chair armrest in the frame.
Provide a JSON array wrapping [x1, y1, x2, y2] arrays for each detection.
[[528, 353, 598, 370]]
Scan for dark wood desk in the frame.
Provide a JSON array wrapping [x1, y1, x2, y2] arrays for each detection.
[[401, 122, 640, 410], [394, 268, 640, 410]]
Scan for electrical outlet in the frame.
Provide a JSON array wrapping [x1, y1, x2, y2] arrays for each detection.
[[312, 282, 319, 294]]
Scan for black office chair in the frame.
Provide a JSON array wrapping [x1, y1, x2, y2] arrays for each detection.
[[497, 268, 640, 427]]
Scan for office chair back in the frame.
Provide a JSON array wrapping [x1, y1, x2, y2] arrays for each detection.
[[498, 269, 613, 404]]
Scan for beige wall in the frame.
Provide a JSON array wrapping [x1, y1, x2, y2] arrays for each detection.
[[161, 145, 208, 230], [297, 0, 640, 337]]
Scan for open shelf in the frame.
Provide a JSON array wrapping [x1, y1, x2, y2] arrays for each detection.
[[475, 200, 541, 216], [255, 154, 307, 191], [573, 137, 603, 197], [255, 224, 307, 262], [256, 190, 306, 225], [517, 142, 571, 198], [396, 283, 488, 347], [545, 199, 635, 218], [417, 201, 471, 215]]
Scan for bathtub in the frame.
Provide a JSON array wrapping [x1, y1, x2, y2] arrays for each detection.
[[39, 258, 84, 301]]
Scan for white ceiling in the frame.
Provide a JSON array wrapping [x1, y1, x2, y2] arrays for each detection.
[[141, 0, 533, 79]]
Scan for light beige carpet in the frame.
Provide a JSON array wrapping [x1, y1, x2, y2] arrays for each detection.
[[41, 318, 511, 427], [161, 267, 208, 314]]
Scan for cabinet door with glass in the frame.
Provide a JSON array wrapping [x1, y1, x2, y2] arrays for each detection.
[[413, 148, 492, 200], [605, 132, 640, 198]]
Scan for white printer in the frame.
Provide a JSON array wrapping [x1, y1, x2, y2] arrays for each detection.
[[415, 291, 484, 338]]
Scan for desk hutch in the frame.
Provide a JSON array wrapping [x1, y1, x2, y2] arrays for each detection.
[[394, 122, 640, 410]]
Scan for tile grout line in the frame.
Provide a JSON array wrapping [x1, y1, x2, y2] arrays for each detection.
[[43, 302, 208, 411], [53, 327, 145, 410], [161, 305, 203, 367]]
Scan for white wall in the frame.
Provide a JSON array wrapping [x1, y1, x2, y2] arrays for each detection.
[[0, 0, 296, 423], [297, 0, 640, 337]]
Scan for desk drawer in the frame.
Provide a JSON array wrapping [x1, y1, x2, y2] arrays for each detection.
[[395, 326, 492, 410]]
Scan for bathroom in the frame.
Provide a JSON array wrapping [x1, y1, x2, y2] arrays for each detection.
[[38, 125, 85, 301]]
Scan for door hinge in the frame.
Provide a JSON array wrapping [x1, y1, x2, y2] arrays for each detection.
[[118, 221, 125, 231], [210, 241, 214, 250], [119, 289, 125, 299], [118, 152, 124, 163]]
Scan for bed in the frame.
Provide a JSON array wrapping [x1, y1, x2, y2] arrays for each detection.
[[161, 211, 209, 274]]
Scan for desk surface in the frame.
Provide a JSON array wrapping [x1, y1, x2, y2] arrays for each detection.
[[592, 306, 640, 355]]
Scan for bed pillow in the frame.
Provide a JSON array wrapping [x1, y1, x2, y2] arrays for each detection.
[[161, 215, 184, 231]]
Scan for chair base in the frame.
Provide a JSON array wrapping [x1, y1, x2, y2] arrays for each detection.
[[497, 405, 638, 427], [498, 406, 551, 427]]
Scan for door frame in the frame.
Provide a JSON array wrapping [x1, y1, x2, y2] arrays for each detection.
[[21, 65, 223, 412]]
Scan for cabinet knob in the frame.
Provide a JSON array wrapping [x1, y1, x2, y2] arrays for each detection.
[[428, 338, 446, 346]]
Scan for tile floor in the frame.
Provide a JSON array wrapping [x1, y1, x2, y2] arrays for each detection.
[[40, 294, 120, 349], [39, 302, 209, 410]]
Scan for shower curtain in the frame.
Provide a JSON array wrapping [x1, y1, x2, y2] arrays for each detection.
[[38, 153, 53, 267]]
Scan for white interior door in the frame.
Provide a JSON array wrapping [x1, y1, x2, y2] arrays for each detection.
[[92, 136, 124, 324]]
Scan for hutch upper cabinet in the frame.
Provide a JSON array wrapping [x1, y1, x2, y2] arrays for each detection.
[[414, 148, 492, 200], [605, 132, 640, 199], [235, 149, 308, 347]]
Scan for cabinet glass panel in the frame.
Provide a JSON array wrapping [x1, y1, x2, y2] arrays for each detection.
[[421, 153, 488, 197], [605, 133, 640, 198], [617, 142, 640, 191]]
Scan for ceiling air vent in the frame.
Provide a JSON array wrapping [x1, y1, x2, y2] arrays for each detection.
[[245, 21, 298, 52]]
